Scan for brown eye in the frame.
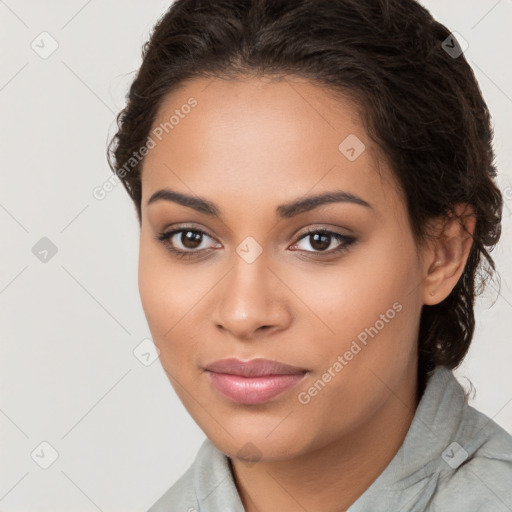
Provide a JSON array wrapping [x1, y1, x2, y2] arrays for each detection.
[[309, 232, 331, 251], [181, 230, 203, 249], [290, 229, 356, 255], [156, 227, 221, 258]]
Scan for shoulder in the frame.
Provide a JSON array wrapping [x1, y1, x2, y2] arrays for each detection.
[[145, 438, 243, 512], [146, 463, 197, 512], [145, 440, 205, 512], [429, 401, 512, 511]]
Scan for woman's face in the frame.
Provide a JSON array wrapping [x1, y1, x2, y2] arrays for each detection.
[[138, 76, 430, 461]]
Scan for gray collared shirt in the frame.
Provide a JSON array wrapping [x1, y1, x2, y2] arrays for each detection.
[[147, 366, 512, 511]]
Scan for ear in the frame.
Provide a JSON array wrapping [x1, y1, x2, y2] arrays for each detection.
[[421, 203, 476, 305]]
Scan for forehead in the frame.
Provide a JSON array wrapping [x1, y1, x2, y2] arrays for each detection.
[[141, 76, 400, 214]]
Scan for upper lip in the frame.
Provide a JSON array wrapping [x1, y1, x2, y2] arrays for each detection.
[[204, 358, 308, 377]]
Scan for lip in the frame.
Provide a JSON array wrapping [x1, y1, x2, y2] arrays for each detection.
[[204, 358, 308, 405], [205, 358, 308, 377]]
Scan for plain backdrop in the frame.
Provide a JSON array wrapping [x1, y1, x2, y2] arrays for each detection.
[[1, 1, 511, 511]]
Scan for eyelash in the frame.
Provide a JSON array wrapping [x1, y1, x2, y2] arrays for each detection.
[[155, 225, 357, 260]]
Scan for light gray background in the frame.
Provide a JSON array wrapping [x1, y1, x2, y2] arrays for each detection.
[[1, 1, 511, 511]]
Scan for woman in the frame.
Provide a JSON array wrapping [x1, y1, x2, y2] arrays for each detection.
[[107, 0, 512, 510]]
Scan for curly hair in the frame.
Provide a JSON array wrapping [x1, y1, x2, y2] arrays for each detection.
[[107, 0, 503, 391]]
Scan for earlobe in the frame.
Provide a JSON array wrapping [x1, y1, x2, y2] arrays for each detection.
[[422, 204, 476, 305]]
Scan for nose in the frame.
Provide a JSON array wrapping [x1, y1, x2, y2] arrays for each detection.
[[212, 254, 292, 341]]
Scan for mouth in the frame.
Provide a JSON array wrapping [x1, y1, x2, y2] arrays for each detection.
[[204, 358, 308, 405]]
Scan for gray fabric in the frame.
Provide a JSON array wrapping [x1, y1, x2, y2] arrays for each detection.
[[147, 366, 512, 511]]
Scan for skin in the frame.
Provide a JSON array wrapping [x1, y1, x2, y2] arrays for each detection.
[[137, 76, 476, 512]]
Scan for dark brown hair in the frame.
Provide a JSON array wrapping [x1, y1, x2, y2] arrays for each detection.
[[107, 0, 502, 390]]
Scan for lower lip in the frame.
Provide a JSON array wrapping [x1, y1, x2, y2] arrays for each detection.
[[206, 371, 306, 405]]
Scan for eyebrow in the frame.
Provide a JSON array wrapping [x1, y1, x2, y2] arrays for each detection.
[[146, 188, 372, 218]]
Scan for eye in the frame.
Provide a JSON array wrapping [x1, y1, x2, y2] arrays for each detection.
[[155, 226, 221, 258], [290, 229, 356, 255], [155, 225, 356, 260]]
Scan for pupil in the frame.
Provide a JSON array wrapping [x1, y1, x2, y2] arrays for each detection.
[[311, 233, 330, 251], [182, 230, 202, 249]]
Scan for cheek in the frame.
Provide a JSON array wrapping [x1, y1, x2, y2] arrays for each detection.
[[297, 231, 421, 365], [137, 235, 189, 343], [137, 235, 214, 362], [137, 241, 168, 336], [286, 244, 420, 438]]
